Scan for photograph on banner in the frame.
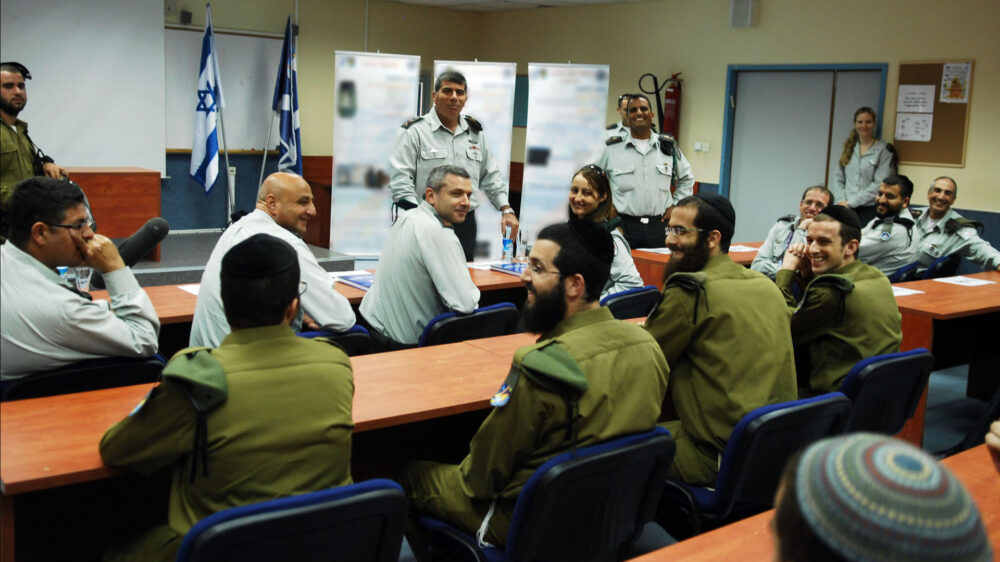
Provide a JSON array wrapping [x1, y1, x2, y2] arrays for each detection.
[[519, 64, 610, 239], [434, 60, 517, 259], [330, 51, 421, 256]]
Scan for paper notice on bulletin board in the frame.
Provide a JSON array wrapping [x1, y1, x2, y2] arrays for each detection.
[[896, 85, 935, 113], [940, 62, 971, 103], [896, 113, 933, 142]]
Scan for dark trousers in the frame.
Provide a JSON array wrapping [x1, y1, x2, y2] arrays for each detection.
[[452, 210, 478, 261], [620, 216, 667, 249]]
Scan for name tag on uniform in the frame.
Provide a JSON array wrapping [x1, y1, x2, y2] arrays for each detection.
[[466, 145, 482, 161]]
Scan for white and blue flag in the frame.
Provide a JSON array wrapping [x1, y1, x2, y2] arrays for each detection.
[[191, 4, 225, 192], [272, 17, 302, 174]]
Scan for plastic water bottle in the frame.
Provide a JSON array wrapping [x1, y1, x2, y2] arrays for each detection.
[[516, 229, 529, 261], [501, 225, 514, 263]]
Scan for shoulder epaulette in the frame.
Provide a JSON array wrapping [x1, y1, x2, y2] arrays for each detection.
[[658, 134, 676, 156], [604, 216, 622, 232], [945, 217, 984, 235], [163, 347, 228, 412], [909, 208, 923, 219], [777, 213, 797, 223], [665, 271, 709, 323], [803, 273, 855, 325], [605, 135, 623, 146], [894, 216, 915, 230], [606, 123, 617, 130], [401, 116, 423, 129], [464, 115, 483, 133]]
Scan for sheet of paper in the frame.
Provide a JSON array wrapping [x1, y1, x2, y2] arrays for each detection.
[[728, 245, 759, 252], [895, 113, 933, 142], [897, 84, 936, 113], [940, 62, 971, 103], [933, 276, 996, 287], [329, 270, 372, 278], [469, 260, 507, 270], [177, 283, 200, 295], [637, 248, 672, 254], [892, 286, 925, 297]]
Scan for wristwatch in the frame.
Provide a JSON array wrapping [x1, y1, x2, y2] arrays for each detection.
[[501, 207, 516, 216]]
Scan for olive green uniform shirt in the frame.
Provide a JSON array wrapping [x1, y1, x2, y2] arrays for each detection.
[[401, 306, 669, 547], [100, 325, 354, 558], [644, 254, 797, 485], [0, 118, 39, 205], [776, 259, 901, 396]]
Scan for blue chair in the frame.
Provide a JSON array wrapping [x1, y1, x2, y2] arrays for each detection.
[[888, 262, 920, 283], [298, 324, 373, 356], [418, 303, 520, 347], [922, 253, 962, 279], [419, 426, 675, 562], [176, 478, 407, 562], [839, 348, 935, 434], [659, 392, 852, 536], [0, 355, 165, 401], [599, 285, 661, 319]]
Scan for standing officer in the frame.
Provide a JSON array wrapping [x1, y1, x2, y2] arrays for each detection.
[[592, 94, 694, 249], [389, 70, 518, 260]]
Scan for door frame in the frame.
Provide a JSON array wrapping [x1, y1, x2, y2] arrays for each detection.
[[719, 63, 889, 196]]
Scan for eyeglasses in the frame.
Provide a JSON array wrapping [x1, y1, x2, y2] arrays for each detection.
[[583, 164, 607, 177], [528, 263, 561, 277], [298, 281, 308, 296], [665, 226, 705, 237], [45, 220, 95, 232]]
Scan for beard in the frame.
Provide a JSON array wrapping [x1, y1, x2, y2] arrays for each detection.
[[522, 280, 567, 334], [664, 233, 711, 278], [0, 97, 23, 118]]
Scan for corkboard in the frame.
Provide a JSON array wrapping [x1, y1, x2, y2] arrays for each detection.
[[894, 60, 973, 167]]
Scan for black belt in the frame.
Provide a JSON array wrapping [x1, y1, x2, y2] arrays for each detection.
[[368, 326, 415, 351], [620, 214, 662, 224]]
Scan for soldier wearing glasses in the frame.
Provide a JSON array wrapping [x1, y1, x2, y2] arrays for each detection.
[[644, 194, 796, 486], [0, 177, 159, 378]]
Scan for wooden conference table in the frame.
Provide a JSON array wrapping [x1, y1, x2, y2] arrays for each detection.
[[0, 331, 548, 561], [631, 242, 762, 290], [631, 443, 1000, 560], [89, 267, 527, 326]]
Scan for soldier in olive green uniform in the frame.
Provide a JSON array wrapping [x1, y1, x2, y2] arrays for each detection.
[[100, 235, 354, 562], [645, 194, 796, 487], [400, 220, 669, 549], [776, 207, 901, 397]]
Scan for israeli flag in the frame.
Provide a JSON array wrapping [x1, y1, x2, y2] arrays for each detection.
[[272, 17, 302, 174], [191, 4, 225, 192]]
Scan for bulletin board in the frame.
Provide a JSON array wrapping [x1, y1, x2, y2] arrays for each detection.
[[894, 59, 973, 167]]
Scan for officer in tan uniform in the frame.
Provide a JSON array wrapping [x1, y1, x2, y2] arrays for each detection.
[[100, 234, 355, 561], [776, 205, 901, 396], [400, 219, 669, 549], [644, 193, 797, 487]]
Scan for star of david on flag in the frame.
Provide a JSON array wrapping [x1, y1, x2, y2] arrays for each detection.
[[272, 17, 302, 175], [191, 4, 225, 192]]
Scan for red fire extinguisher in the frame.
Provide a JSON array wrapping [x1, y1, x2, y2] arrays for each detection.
[[661, 72, 682, 140]]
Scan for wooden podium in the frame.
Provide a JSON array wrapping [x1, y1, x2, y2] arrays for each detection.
[[65, 167, 162, 261]]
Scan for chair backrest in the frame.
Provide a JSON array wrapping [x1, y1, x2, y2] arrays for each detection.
[[418, 302, 520, 347], [297, 324, 372, 356], [506, 426, 676, 562], [0, 356, 164, 402], [711, 392, 852, 511], [922, 253, 962, 279], [176, 478, 407, 562], [839, 348, 935, 434], [888, 262, 920, 283], [599, 285, 661, 320]]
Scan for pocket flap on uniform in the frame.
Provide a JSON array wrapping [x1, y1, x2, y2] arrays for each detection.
[[420, 149, 448, 160]]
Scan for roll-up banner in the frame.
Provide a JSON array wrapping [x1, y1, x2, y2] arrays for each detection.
[[518, 64, 610, 240], [433, 60, 517, 259], [331, 51, 421, 256]]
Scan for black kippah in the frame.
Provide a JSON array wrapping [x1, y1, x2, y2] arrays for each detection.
[[222, 234, 297, 279], [568, 217, 614, 265], [693, 193, 736, 229], [819, 205, 862, 230]]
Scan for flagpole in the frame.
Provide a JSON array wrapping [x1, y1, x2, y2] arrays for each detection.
[[257, 114, 275, 190], [217, 103, 234, 223]]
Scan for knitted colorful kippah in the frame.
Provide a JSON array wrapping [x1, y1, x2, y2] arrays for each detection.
[[796, 433, 991, 562]]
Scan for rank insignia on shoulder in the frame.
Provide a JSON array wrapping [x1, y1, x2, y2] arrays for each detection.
[[606, 136, 623, 145], [606, 123, 617, 130], [880, 231, 891, 241], [490, 382, 512, 407], [465, 115, 483, 133], [401, 116, 423, 129]]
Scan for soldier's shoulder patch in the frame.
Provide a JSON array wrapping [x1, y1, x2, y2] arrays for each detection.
[[606, 123, 617, 130], [401, 116, 423, 129], [464, 115, 483, 133], [605, 135, 624, 145]]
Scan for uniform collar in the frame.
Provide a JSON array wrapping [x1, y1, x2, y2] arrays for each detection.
[[831, 258, 863, 276], [418, 200, 450, 228], [915, 206, 958, 232], [1, 242, 72, 287], [539, 306, 614, 341], [426, 108, 467, 134], [219, 324, 297, 346]]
